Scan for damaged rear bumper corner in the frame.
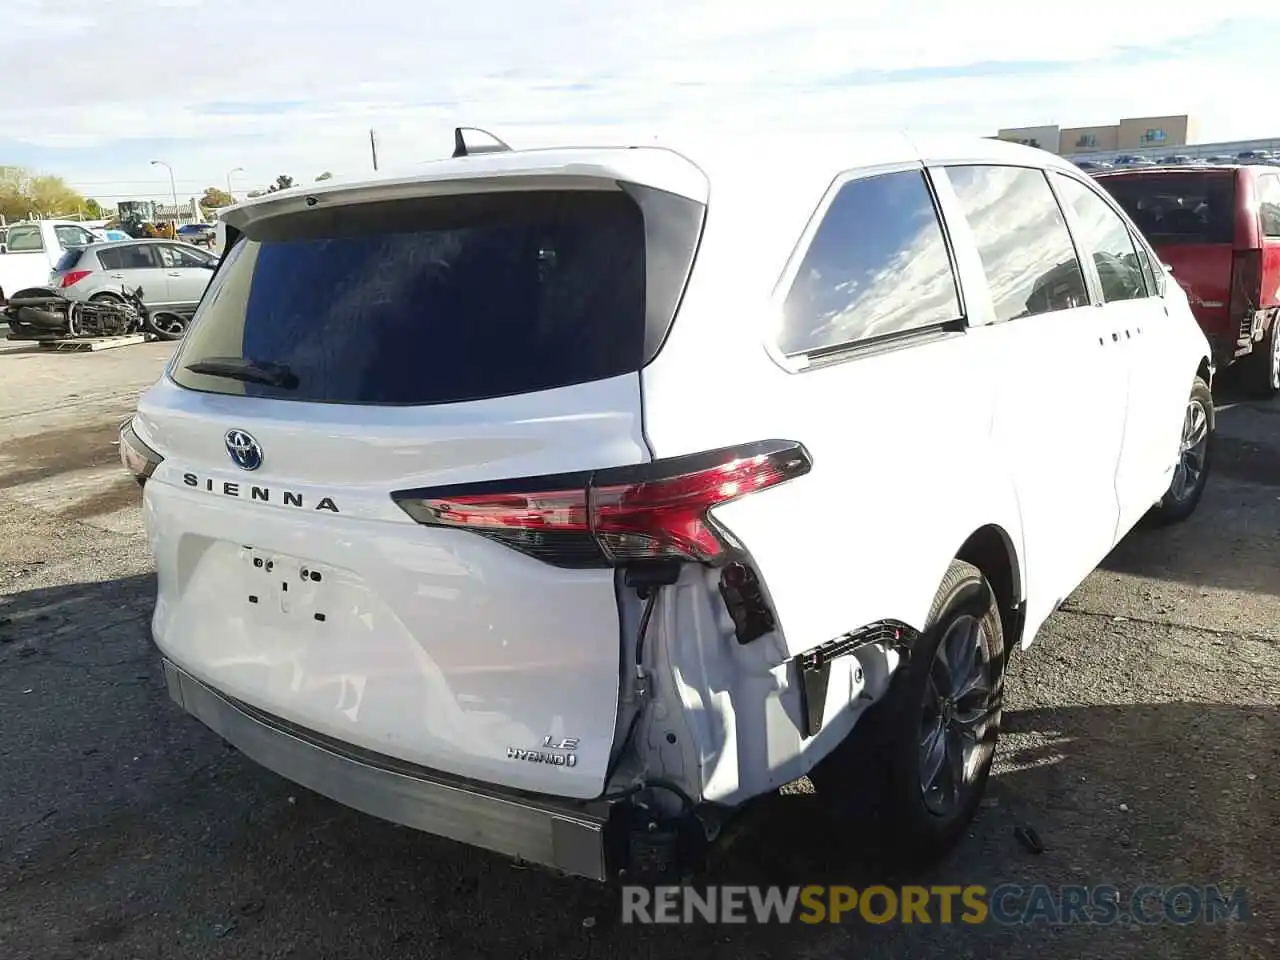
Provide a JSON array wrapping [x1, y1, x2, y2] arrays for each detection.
[[161, 659, 625, 881]]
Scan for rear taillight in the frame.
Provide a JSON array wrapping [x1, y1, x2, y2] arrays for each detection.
[[59, 270, 92, 288], [118, 417, 163, 485], [391, 440, 812, 568], [1229, 249, 1262, 328]]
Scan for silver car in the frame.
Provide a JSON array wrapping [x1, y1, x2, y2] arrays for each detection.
[[49, 239, 217, 336]]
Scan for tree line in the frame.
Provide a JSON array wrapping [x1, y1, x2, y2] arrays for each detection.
[[0, 167, 102, 222], [2, 164, 337, 224]]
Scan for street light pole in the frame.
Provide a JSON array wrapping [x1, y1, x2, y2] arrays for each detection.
[[150, 159, 178, 213], [226, 166, 244, 196]]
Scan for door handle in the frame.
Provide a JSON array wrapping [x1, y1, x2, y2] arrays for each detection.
[[166, 271, 183, 277], [109, 273, 124, 278]]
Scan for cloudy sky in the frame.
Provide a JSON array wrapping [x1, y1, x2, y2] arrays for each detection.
[[3, 0, 1279, 204]]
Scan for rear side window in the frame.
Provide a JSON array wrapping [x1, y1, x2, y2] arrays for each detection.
[[1053, 174, 1149, 303], [1096, 172, 1235, 245], [171, 188, 702, 405], [1259, 175, 1280, 238], [54, 248, 84, 272], [4, 225, 43, 252], [97, 245, 161, 270], [778, 169, 961, 355], [945, 165, 1089, 323]]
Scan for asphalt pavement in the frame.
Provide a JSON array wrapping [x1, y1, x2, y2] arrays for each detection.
[[0, 340, 1276, 959]]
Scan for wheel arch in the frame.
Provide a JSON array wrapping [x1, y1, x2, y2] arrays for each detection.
[[953, 523, 1024, 652]]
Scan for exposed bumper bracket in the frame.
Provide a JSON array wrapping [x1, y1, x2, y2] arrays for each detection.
[[794, 619, 917, 738]]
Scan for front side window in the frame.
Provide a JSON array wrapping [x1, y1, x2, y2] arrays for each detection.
[[1132, 231, 1158, 294], [1053, 173, 1149, 303], [54, 225, 94, 249], [945, 165, 1089, 323], [158, 244, 209, 268], [777, 169, 962, 356], [1259, 175, 1280, 238]]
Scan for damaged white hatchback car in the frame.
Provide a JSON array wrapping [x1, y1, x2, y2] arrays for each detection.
[[120, 127, 1214, 881]]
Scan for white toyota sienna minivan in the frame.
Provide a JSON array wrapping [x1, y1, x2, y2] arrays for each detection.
[[119, 129, 1214, 882]]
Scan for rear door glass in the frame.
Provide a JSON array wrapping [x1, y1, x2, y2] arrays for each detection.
[[171, 190, 652, 405], [1096, 172, 1236, 245], [98, 245, 161, 270], [944, 165, 1089, 322]]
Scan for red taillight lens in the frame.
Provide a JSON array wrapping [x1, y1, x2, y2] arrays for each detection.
[[392, 441, 812, 568], [60, 270, 92, 288], [1229, 249, 1261, 326]]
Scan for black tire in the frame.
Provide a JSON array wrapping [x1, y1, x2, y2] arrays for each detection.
[[145, 311, 188, 341], [1238, 315, 1280, 399], [809, 560, 1006, 868], [1147, 376, 1213, 525], [89, 291, 125, 305]]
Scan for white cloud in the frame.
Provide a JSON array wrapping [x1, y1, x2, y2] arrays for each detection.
[[1, 0, 1278, 196]]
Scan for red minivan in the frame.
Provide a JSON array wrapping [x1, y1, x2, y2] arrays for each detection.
[[1095, 165, 1280, 395]]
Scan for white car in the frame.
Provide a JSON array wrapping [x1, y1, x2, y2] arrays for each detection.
[[119, 129, 1214, 881]]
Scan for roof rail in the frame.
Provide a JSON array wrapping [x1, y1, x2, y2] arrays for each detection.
[[452, 126, 512, 158]]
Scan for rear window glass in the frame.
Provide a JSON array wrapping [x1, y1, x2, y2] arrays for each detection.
[[171, 191, 652, 405], [54, 248, 83, 272], [4, 225, 43, 252], [1096, 173, 1235, 245]]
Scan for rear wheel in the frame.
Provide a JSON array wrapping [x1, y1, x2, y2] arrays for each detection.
[[809, 560, 1006, 867], [1148, 376, 1213, 525], [145, 311, 188, 341], [1239, 314, 1280, 398]]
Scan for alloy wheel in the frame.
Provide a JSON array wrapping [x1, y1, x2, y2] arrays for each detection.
[[918, 614, 1000, 818], [153, 313, 187, 337], [1271, 324, 1280, 391], [1168, 398, 1209, 503]]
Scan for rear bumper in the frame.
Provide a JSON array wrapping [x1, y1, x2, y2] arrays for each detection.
[[161, 658, 621, 881]]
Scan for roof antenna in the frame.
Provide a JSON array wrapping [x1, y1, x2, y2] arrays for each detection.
[[453, 126, 512, 158]]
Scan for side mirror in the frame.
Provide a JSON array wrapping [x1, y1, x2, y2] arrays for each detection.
[[1162, 262, 1175, 275]]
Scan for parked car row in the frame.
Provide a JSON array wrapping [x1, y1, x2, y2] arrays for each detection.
[[1075, 148, 1280, 173], [118, 130, 1216, 884]]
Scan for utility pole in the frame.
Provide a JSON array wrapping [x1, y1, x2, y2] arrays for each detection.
[[151, 159, 178, 212], [370, 129, 379, 171]]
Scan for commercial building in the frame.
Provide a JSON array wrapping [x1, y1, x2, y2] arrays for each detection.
[[995, 115, 1199, 156], [992, 114, 1280, 165]]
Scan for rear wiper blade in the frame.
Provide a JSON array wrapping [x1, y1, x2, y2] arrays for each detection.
[[184, 357, 299, 389]]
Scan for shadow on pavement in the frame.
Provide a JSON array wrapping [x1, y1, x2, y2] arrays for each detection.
[[1, 573, 1276, 960], [1099, 397, 1280, 599]]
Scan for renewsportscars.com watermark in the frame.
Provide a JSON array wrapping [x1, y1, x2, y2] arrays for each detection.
[[621, 884, 1250, 926]]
